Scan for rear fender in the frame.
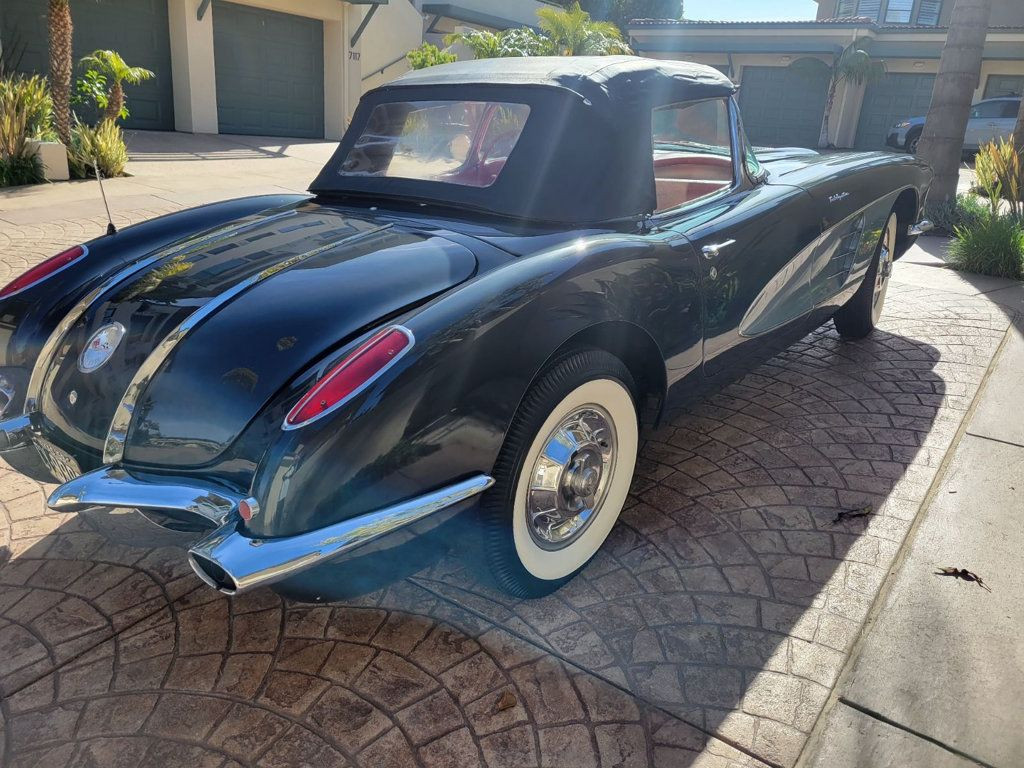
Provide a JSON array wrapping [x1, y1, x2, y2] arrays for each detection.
[[245, 233, 695, 538]]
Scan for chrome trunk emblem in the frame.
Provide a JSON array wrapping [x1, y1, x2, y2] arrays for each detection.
[[78, 322, 126, 373]]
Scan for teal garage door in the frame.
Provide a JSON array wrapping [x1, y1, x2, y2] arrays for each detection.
[[855, 73, 936, 151], [984, 74, 1024, 98], [4, 0, 174, 131], [738, 64, 829, 149], [212, 1, 324, 138]]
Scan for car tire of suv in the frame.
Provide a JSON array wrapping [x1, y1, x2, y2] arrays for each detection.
[[906, 129, 922, 154], [834, 212, 898, 340], [483, 350, 639, 598]]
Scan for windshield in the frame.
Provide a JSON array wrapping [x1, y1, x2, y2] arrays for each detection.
[[338, 100, 531, 188]]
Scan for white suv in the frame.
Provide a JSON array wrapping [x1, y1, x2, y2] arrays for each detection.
[[887, 97, 1021, 154]]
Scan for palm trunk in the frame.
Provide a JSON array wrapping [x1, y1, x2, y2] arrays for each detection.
[[818, 84, 836, 149], [104, 81, 124, 122], [48, 0, 73, 146], [916, 0, 993, 209]]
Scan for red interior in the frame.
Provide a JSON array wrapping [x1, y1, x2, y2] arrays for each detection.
[[654, 152, 732, 211]]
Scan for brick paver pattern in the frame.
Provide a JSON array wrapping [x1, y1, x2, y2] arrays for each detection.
[[0, 209, 1012, 768]]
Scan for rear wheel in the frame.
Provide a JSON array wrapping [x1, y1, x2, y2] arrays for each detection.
[[483, 350, 639, 598], [834, 212, 897, 339]]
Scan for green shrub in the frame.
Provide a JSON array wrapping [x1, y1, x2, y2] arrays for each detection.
[[928, 193, 988, 235], [68, 118, 128, 179], [18, 75, 56, 141], [974, 136, 1023, 220], [948, 212, 1024, 280], [0, 74, 47, 187], [0, 152, 43, 187], [406, 43, 457, 70]]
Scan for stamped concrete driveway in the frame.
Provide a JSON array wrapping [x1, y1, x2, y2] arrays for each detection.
[[0, 143, 1018, 768]]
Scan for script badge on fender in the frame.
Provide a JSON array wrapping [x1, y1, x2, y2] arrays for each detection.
[[78, 322, 126, 373]]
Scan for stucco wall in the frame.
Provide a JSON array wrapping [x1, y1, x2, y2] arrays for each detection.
[[359, 0, 422, 91]]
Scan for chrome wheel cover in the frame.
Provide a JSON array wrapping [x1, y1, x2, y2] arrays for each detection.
[[871, 216, 896, 325], [526, 405, 617, 551]]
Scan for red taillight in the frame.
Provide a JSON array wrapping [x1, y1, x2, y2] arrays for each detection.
[[284, 326, 413, 429], [0, 245, 87, 299]]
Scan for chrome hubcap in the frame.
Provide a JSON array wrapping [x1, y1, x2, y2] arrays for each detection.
[[872, 219, 895, 323], [526, 405, 617, 550]]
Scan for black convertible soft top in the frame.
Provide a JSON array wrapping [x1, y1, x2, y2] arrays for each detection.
[[311, 57, 737, 225]]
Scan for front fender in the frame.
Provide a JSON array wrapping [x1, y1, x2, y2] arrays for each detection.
[[247, 232, 699, 538]]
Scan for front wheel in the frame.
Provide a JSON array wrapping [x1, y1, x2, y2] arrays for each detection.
[[906, 130, 921, 154], [834, 212, 897, 339], [483, 350, 639, 598]]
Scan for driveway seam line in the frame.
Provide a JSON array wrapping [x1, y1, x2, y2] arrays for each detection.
[[836, 698, 996, 768], [792, 321, 1015, 767], [963, 430, 1024, 450], [409, 575, 784, 768]]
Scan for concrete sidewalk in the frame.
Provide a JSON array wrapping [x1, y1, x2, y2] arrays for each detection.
[[802, 313, 1024, 766], [0, 130, 332, 225]]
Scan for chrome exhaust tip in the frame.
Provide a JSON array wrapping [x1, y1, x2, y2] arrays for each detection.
[[189, 552, 240, 595], [186, 475, 494, 594]]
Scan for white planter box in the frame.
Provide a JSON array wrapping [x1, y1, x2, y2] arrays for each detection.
[[26, 140, 70, 182]]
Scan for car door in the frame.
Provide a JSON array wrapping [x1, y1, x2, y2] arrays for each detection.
[[964, 100, 1006, 148], [654, 99, 821, 380]]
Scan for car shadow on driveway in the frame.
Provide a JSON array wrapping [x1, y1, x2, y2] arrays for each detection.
[[0, 282, 1011, 768]]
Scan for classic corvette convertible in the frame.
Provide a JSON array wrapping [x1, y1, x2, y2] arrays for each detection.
[[0, 57, 932, 598]]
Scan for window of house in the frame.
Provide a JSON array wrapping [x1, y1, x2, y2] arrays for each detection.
[[652, 99, 734, 213], [836, 0, 857, 17], [856, 0, 882, 20], [916, 0, 943, 25], [885, 0, 914, 23]]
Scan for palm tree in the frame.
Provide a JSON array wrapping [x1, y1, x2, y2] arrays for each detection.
[[791, 38, 886, 149], [79, 50, 155, 122], [916, 0, 993, 209], [537, 2, 631, 56], [48, 0, 72, 144]]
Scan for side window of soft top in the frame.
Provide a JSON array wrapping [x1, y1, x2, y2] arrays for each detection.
[[652, 98, 735, 213]]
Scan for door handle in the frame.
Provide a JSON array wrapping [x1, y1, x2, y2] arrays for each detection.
[[701, 240, 736, 259]]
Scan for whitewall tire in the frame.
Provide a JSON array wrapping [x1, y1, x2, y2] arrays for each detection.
[[483, 350, 639, 597]]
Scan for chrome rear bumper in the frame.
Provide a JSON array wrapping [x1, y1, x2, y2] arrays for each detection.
[[0, 414, 34, 452], [188, 475, 493, 594], [48, 467, 246, 527], [46, 466, 493, 595]]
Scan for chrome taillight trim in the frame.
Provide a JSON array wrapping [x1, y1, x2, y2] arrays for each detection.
[[24, 210, 299, 417], [282, 324, 415, 431], [0, 244, 89, 301], [102, 223, 393, 465]]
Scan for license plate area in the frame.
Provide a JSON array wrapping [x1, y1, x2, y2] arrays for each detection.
[[33, 436, 82, 484]]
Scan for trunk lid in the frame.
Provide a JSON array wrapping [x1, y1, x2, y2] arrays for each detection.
[[42, 202, 478, 467]]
